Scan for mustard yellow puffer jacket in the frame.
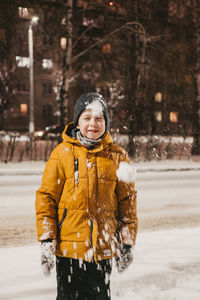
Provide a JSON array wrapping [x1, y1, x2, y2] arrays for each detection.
[[35, 123, 138, 262]]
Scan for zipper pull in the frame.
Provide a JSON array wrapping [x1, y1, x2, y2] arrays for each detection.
[[75, 158, 79, 184]]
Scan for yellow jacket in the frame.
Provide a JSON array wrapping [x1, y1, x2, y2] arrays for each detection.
[[35, 123, 138, 262]]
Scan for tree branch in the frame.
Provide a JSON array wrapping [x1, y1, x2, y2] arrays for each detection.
[[71, 21, 146, 64]]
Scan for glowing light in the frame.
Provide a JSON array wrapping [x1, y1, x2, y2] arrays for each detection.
[[109, 1, 120, 7], [31, 16, 39, 24], [170, 112, 178, 123]]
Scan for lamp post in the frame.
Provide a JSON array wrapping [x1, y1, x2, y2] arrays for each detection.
[[28, 16, 38, 133]]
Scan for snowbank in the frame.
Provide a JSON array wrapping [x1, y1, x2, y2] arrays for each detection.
[[0, 227, 199, 300], [0, 161, 200, 299]]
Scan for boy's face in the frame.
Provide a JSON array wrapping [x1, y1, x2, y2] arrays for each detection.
[[77, 109, 106, 140]]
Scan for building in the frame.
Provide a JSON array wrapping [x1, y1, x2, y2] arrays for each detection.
[[0, 0, 198, 139]]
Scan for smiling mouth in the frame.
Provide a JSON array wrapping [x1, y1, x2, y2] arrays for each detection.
[[88, 130, 98, 133]]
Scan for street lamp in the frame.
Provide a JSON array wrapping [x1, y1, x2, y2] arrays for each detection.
[[28, 16, 39, 133]]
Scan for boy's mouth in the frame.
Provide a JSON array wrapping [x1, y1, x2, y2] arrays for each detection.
[[88, 129, 98, 133]]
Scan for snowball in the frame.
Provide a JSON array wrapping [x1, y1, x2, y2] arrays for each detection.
[[86, 159, 92, 168], [42, 218, 48, 225], [79, 258, 83, 268], [102, 230, 109, 242], [116, 161, 136, 184], [84, 248, 94, 261], [40, 231, 52, 241], [121, 226, 133, 245], [86, 100, 104, 117]]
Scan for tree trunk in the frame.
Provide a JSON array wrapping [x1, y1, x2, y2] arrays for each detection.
[[59, 0, 73, 128], [128, 0, 141, 157], [192, 0, 200, 155]]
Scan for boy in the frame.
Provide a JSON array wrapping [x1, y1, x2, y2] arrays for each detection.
[[35, 92, 138, 300]]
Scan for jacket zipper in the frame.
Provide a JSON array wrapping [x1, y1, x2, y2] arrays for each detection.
[[58, 208, 67, 232], [89, 219, 93, 248], [86, 155, 93, 250], [74, 158, 79, 184]]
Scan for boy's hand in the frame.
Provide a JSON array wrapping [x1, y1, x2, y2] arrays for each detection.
[[115, 244, 133, 273], [41, 239, 56, 276]]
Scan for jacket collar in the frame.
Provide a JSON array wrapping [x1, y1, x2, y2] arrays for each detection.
[[62, 122, 113, 153]]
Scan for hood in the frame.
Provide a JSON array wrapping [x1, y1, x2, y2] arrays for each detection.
[[62, 122, 113, 152]]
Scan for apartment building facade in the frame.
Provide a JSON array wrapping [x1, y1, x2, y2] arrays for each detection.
[[0, 0, 197, 137]]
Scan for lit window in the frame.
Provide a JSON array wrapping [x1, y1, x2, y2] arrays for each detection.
[[42, 59, 53, 69], [155, 92, 162, 102], [102, 43, 111, 54], [170, 112, 178, 123], [20, 104, 28, 114], [154, 111, 162, 122], [109, 1, 120, 7], [83, 17, 94, 26], [60, 37, 67, 50], [168, 0, 190, 19], [16, 56, 30, 68], [18, 7, 30, 19], [77, 0, 88, 8], [61, 17, 66, 25]]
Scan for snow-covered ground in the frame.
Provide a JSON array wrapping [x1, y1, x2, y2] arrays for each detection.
[[0, 228, 200, 300], [0, 160, 200, 299]]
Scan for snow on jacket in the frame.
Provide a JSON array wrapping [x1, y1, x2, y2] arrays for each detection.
[[35, 122, 138, 262]]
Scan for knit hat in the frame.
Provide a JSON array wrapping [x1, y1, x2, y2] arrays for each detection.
[[73, 92, 109, 131]]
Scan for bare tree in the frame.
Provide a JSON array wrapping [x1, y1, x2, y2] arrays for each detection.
[[191, 0, 200, 155], [0, 65, 15, 130], [59, 0, 73, 128]]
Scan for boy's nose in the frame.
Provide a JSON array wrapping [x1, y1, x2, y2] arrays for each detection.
[[89, 117, 96, 125]]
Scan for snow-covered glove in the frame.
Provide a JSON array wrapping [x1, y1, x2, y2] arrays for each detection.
[[115, 244, 133, 273], [40, 239, 56, 276]]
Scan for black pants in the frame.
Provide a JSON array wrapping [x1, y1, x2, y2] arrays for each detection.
[[56, 256, 112, 300]]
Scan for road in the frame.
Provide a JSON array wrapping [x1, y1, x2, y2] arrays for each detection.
[[0, 168, 200, 246], [137, 170, 200, 231]]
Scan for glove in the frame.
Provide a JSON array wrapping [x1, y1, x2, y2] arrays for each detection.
[[41, 239, 56, 276], [115, 244, 133, 273]]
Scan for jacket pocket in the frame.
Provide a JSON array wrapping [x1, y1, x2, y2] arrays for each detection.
[[58, 208, 67, 232]]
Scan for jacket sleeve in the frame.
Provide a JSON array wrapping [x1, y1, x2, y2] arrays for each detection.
[[35, 148, 65, 241], [115, 152, 138, 247]]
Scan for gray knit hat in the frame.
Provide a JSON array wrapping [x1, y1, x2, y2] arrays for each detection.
[[73, 93, 109, 131]]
